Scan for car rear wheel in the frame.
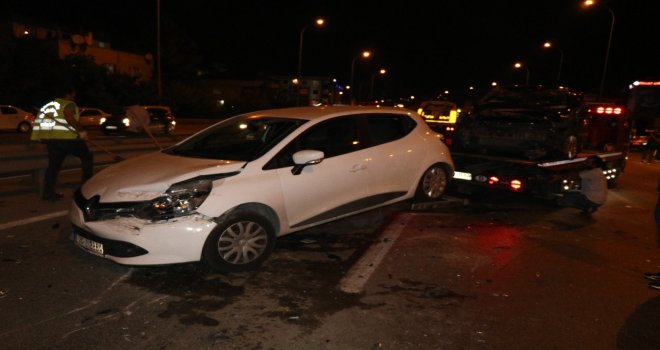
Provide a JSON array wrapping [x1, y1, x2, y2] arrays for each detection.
[[202, 211, 275, 272], [17, 122, 31, 133], [414, 164, 448, 202]]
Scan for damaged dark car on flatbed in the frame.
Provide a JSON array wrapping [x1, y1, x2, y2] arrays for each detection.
[[452, 86, 586, 160]]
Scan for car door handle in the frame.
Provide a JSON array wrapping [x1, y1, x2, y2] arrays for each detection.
[[349, 164, 367, 172]]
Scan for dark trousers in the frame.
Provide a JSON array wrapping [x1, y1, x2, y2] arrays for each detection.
[[655, 204, 660, 245], [43, 140, 93, 196], [557, 191, 600, 211]]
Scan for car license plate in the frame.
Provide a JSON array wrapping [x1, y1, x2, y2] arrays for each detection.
[[106, 126, 117, 130], [75, 234, 104, 256], [454, 171, 472, 181]]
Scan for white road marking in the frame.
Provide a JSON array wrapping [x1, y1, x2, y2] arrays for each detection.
[[339, 212, 412, 294], [0, 210, 68, 231]]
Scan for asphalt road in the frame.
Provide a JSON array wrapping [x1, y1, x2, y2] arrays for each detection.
[[0, 147, 659, 349]]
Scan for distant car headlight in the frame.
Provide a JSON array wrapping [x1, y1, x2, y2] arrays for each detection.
[[122, 117, 130, 127], [144, 173, 238, 220], [99, 117, 106, 124]]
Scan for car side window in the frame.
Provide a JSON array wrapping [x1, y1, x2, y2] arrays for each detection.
[[265, 116, 360, 169], [1, 106, 16, 114], [366, 114, 415, 146]]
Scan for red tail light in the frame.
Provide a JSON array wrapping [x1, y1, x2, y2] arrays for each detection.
[[594, 106, 623, 115], [510, 179, 523, 191], [488, 176, 499, 185]]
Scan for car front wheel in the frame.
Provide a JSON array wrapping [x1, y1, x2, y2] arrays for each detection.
[[202, 211, 275, 272], [414, 164, 448, 202]]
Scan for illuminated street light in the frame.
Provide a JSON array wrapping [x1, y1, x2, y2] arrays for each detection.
[[297, 18, 325, 79], [349, 50, 371, 105], [583, 0, 615, 99], [543, 41, 564, 87], [514, 62, 530, 85]]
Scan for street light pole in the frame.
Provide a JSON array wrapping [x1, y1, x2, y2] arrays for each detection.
[[543, 42, 564, 87], [514, 62, 530, 85], [583, 0, 616, 99], [369, 69, 386, 101], [349, 50, 371, 105], [297, 18, 324, 79], [156, 0, 162, 102], [600, 7, 615, 98]]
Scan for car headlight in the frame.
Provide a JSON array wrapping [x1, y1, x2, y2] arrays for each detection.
[[145, 173, 236, 220]]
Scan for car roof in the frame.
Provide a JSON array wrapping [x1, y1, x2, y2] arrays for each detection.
[[242, 105, 415, 121]]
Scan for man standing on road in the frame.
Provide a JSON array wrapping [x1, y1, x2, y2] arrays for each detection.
[[644, 178, 660, 290], [556, 155, 608, 214], [30, 86, 93, 201], [125, 104, 150, 134]]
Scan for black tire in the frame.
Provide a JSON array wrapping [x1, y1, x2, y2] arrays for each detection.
[[17, 122, 31, 133], [202, 211, 275, 272], [414, 164, 448, 201]]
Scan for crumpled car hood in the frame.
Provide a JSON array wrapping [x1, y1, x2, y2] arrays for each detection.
[[81, 151, 245, 202]]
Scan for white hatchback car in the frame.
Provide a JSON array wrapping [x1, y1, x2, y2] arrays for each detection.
[[70, 106, 454, 272], [0, 105, 35, 132], [78, 107, 111, 127]]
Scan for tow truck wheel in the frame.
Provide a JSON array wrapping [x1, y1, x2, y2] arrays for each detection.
[[414, 164, 448, 202]]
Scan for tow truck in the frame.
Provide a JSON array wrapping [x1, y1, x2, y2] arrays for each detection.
[[447, 89, 629, 199]]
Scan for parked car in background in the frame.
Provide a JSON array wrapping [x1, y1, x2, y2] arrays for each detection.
[[100, 105, 176, 135], [417, 100, 460, 140], [78, 107, 111, 128], [452, 86, 585, 160], [0, 105, 35, 132], [71, 105, 454, 272], [630, 134, 649, 150]]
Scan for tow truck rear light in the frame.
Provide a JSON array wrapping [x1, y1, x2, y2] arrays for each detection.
[[510, 179, 523, 191], [594, 106, 623, 115]]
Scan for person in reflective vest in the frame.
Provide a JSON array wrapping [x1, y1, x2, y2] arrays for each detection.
[[31, 86, 93, 201]]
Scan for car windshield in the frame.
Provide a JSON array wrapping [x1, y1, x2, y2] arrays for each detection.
[[164, 115, 306, 161]]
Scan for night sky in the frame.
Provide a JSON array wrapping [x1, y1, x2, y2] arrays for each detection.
[[3, 0, 658, 101]]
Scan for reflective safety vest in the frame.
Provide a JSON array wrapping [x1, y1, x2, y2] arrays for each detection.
[[30, 98, 80, 141]]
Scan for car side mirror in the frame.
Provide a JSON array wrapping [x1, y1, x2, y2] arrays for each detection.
[[291, 150, 324, 175]]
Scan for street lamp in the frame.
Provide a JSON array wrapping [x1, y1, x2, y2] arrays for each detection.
[[514, 62, 530, 85], [543, 41, 564, 87], [349, 50, 371, 105], [583, 0, 615, 99], [297, 18, 325, 79], [369, 68, 387, 101], [156, 0, 162, 102]]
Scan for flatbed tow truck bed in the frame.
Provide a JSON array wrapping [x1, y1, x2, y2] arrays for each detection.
[[450, 151, 626, 199]]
